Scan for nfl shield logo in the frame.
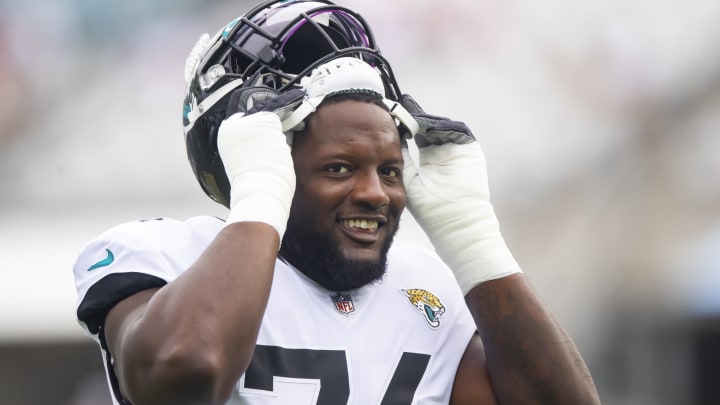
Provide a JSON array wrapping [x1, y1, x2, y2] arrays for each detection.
[[330, 293, 355, 315]]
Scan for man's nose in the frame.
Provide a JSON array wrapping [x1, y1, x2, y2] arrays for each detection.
[[350, 171, 390, 208]]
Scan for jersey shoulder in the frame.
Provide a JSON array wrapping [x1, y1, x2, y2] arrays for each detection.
[[74, 216, 223, 269], [73, 215, 224, 336]]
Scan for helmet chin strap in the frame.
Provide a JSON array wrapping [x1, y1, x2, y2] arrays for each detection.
[[280, 57, 419, 138], [384, 99, 419, 139]]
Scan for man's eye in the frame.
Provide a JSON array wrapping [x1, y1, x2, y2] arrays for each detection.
[[381, 167, 400, 178], [327, 164, 350, 174]]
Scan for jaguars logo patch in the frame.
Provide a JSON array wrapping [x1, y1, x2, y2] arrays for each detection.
[[401, 289, 446, 329]]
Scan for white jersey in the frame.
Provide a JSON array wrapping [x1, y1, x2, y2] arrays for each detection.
[[73, 216, 476, 405]]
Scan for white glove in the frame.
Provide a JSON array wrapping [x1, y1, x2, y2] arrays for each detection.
[[218, 87, 300, 238], [401, 95, 522, 294]]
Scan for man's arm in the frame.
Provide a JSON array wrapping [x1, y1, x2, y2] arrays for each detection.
[[105, 222, 279, 405], [401, 94, 600, 404], [104, 93, 298, 405], [448, 275, 598, 404], [465, 274, 598, 403]]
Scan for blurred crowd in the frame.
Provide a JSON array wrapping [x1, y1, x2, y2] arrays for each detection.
[[1, 0, 719, 404]]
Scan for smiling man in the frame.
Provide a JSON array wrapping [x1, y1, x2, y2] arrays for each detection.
[[280, 93, 405, 291], [72, 1, 600, 404]]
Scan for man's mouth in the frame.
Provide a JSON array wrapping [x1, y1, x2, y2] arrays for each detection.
[[340, 219, 379, 231]]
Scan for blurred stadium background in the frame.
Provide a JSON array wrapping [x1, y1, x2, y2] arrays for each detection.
[[1, 0, 719, 403]]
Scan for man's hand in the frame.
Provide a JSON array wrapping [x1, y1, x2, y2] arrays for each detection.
[[400, 94, 522, 294], [218, 85, 304, 239], [226, 84, 305, 120]]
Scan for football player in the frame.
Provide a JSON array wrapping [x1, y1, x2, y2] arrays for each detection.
[[73, 1, 600, 404]]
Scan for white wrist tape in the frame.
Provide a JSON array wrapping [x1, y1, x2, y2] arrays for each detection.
[[403, 143, 522, 294], [218, 112, 296, 238]]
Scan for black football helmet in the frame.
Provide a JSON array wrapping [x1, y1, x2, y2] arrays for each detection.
[[183, 0, 402, 208]]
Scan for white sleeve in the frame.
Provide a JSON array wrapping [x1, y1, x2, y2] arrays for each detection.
[[73, 216, 223, 338]]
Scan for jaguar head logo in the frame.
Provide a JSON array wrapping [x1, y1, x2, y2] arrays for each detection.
[[401, 289, 446, 329]]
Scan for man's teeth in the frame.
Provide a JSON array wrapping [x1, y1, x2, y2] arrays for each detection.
[[343, 219, 378, 230]]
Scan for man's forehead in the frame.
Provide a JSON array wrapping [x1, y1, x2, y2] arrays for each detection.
[[307, 99, 397, 132], [293, 103, 402, 156]]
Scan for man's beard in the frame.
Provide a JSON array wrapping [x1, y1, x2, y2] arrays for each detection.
[[279, 217, 398, 292]]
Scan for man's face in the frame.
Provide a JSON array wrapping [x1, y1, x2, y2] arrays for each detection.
[[280, 98, 406, 291]]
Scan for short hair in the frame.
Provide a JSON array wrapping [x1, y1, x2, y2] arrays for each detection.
[[320, 89, 389, 112]]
